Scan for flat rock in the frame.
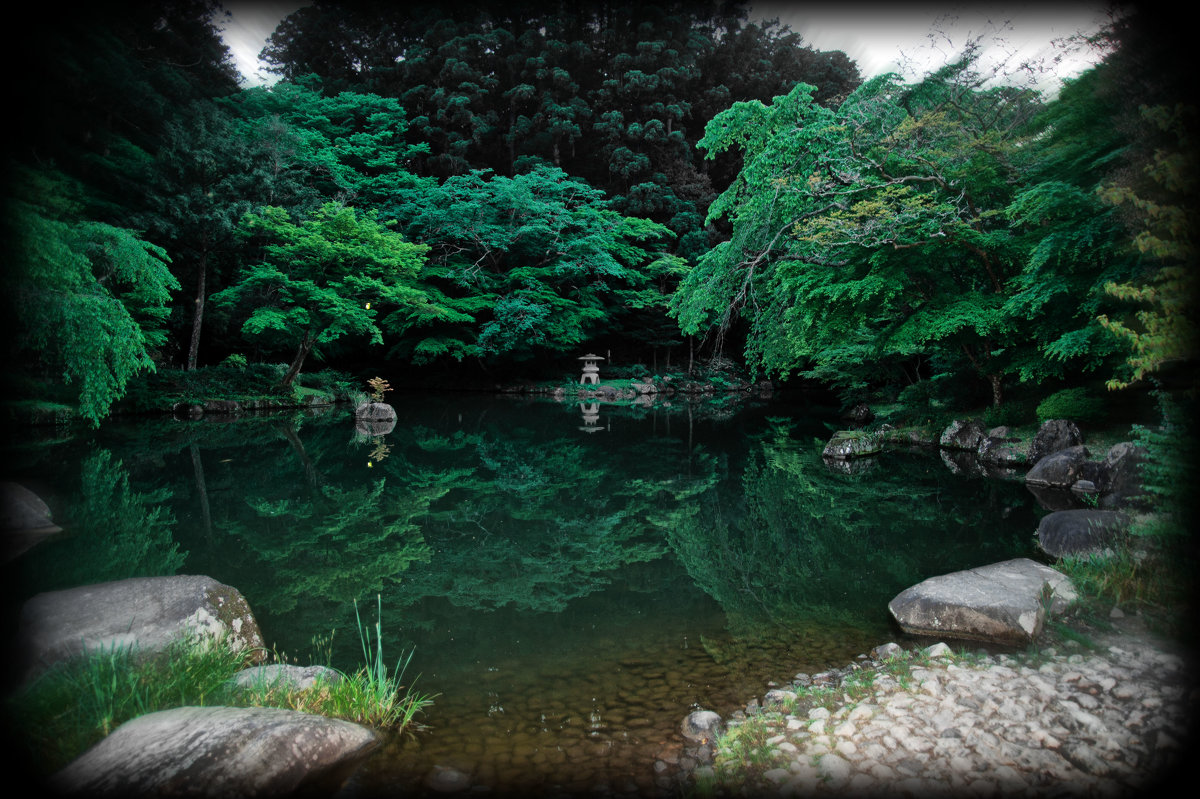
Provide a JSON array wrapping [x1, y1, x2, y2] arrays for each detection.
[[16, 575, 265, 684], [888, 558, 1077, 644], [48, 706, 377, 797], [229, 664, 343, 693]]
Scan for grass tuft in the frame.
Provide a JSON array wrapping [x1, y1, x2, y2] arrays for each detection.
[[6, 599, 436, 779], [7, 633, 249, 776]]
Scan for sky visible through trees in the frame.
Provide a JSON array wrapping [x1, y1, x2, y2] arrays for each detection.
[[220, 2, 1109, 89]]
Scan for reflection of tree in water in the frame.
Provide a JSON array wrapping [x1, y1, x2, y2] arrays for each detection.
[[223, 479, 437, 615], [217, 419, 466, 617], [667, 420, 1035, 637], [388, 427, 718, 614], [17, 450, 183, 594]]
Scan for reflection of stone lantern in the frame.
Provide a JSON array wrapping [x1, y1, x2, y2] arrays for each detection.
[[579, 402, 603, 432], [578, 353, 604, 385]]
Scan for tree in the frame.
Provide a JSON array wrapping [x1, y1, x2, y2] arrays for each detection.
[[138, 102, 261, 371], [8, 1, 242, 379], [389, 165, 681, 364], [3, 168, 179, 425], [212, 203, 432, 386], [10, 0, 240, 224], [259, 1, 860, 261], [672, 48, 1135, 408], [1097, 103, 1198, 390]]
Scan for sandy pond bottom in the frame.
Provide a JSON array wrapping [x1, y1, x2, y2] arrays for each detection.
[[347, 610, 892, 798]]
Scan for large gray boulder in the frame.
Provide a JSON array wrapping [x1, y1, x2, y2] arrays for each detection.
[[16, 575, 265, 684], [888, 558, 1077, 645], [822, 431, 881, 460], [1027, 419, 1083, 465], [939, 419, 985, 451], [1024, 445, 1100, 489], [1098, 442, 1148, 509], [354, 401, 396, 422], [49, 706, 378, 798], [681, 709, 724, 744], [1037, 509, 1130, 557]]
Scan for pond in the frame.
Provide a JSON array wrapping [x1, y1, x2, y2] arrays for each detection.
[[2, 391, 1049, 796]]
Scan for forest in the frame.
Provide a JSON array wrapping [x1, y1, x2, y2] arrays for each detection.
[[1, 0, 1194, 428]]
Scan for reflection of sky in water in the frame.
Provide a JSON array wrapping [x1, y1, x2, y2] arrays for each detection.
[[6, 394, 1047, 793]]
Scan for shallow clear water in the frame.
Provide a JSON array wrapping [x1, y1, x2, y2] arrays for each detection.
[[3, 391, 1048, 795]]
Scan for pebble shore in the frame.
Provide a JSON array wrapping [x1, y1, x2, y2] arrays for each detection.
[[676, 611, 1196, 797]]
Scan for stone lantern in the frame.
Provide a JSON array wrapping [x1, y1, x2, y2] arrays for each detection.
[[578, 353, 604, 385]]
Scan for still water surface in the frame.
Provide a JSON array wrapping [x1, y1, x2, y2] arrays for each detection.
[[5, 392, 1047, 795]]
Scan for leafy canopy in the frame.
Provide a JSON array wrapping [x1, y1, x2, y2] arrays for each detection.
[[213, 202, 433, 384], [3, 168, 179, 424]]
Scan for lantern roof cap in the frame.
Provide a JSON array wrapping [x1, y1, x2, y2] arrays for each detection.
[[578, 353, 604, 360]]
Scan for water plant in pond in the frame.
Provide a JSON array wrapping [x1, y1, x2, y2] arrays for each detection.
[[712, 714, 780, 783], [345, 594, 435, 729], [233, 616, 434, 732]]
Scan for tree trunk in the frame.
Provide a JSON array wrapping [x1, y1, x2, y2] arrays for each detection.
[[280, 332, 315, 388], [186, 251, 208, 371], [989, 374, 1003, 409]]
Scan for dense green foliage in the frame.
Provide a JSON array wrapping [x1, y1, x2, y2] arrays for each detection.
[[2, 3, 1192, 428], [391, 165, 683, 361], [3, 169, 179, 425], [213, 202, 432, 385]]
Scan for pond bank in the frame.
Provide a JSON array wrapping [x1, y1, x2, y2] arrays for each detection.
[[677, 610, 1195, 797]]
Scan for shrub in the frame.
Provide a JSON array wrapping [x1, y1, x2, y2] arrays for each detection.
[[1036, 387, 1107, 425]]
